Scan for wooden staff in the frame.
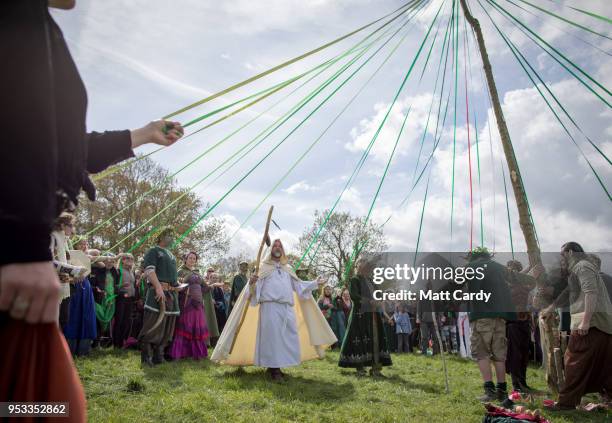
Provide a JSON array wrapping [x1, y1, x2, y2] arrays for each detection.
[[553, 347, 565, 389], [229, 205, 274, 355], [254, 206, 274, 277]]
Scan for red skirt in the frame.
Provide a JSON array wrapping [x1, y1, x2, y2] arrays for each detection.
[[0, 313, 86, 422]]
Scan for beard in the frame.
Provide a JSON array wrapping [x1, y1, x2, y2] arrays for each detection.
[[272, 250, 282, 258]]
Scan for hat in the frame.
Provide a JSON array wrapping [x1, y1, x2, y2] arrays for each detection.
[[465, 246, 492, 261]]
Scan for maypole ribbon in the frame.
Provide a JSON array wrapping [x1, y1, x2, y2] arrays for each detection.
[[501, 160, 515, 258], [511, 0, 612, 41], [294, 0, 442, 272], [464, 15, 484, 247], [480, 2, 611, 200], [170, 3, 432, 250], [463, 13, 474, 251], [91, 0, 418, 183], [450, 0, 460, 241], [83, 8, 412, 241], [101, 5, 415, 255], [543, 0, 612, 25], [230, 4, 427, 241], [162, 1, 419, 120], [337, 1, 446, 278]]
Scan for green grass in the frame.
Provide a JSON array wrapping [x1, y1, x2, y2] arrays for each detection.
[[75, 349, 610, 423]]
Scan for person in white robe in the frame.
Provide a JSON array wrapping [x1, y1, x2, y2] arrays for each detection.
[[211, 239, 337, 381]]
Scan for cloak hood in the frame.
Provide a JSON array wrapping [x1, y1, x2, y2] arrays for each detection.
[[259, 239, 298, 280]]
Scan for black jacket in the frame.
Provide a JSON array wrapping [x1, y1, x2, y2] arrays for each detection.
[[0, 1, 134, 265], [90, 266, 120, 304]]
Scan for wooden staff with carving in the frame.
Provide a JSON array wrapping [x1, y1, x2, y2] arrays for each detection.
[[229, 206, 274, 354]]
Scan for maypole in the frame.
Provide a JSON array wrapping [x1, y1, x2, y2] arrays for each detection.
[[458, 0, 558, 393], [459, 0, 540, 267]]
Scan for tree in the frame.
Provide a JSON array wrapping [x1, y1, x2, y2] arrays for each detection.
[[213, 253, 253, 281], [297, 210, 387, 286], [75, 156, 229, 261]]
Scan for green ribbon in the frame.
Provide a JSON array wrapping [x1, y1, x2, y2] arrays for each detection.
[[83, 6, 413, 244], [487, 0, 611, 106], [451, 0, 459, 239], [162, 1, 418, 120], [480, 2, 611, 200], [230, 5, 427, 241], [512, 0, 612, 41], [171, 3, 431, 249]]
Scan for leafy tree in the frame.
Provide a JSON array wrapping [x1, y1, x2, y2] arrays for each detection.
[[297, 210, 387, 286], [213, 253, 253, 281], [75, 157, 229, 261]]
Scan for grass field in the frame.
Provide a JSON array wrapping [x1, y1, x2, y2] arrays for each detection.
[[76, 348, 610, 423]]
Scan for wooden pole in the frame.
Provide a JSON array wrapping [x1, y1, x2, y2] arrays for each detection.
[[458, 0, 558, 393], [459, 0, 541, 267], [432, 311, 450, 393]]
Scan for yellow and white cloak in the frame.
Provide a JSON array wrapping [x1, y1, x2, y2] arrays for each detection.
[[211, 245, 336, 366]]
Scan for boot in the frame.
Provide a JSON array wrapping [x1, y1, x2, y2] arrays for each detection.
[[518, 367, 538, 393], [478, 381, 497, 402], [496, 382, 508, 402], [140, 343, 153, 367], [152, 345, 166, 365], [369, 364, 383, 378], [268, 368, 283, 382], [511, 373, 523, 393]]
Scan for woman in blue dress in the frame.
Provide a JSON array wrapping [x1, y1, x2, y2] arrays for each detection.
[[63, 239, 97, 356]]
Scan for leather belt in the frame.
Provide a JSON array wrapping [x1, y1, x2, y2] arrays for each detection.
[[160, 282, 181, 292]]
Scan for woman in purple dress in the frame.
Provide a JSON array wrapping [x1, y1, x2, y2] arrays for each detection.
[[170, 253, 209, 360]]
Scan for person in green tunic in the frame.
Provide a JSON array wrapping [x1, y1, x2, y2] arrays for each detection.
[[228, 261, 249, 316], [339, 257, 392, 376], [138, 228, 181, 367]]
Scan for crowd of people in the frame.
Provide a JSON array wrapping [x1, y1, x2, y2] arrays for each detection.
[[50, 216, 244, 364], [27, 207, 612, 415], [332, 246, 612, 412]]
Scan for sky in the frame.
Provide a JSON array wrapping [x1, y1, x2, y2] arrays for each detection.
[[51, 0, 612, 261]]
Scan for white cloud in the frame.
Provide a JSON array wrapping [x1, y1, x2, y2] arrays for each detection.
[[283, 180, 317, 194]]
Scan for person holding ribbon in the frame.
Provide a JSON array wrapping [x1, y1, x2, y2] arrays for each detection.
[[0, 0, 184, 414]]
